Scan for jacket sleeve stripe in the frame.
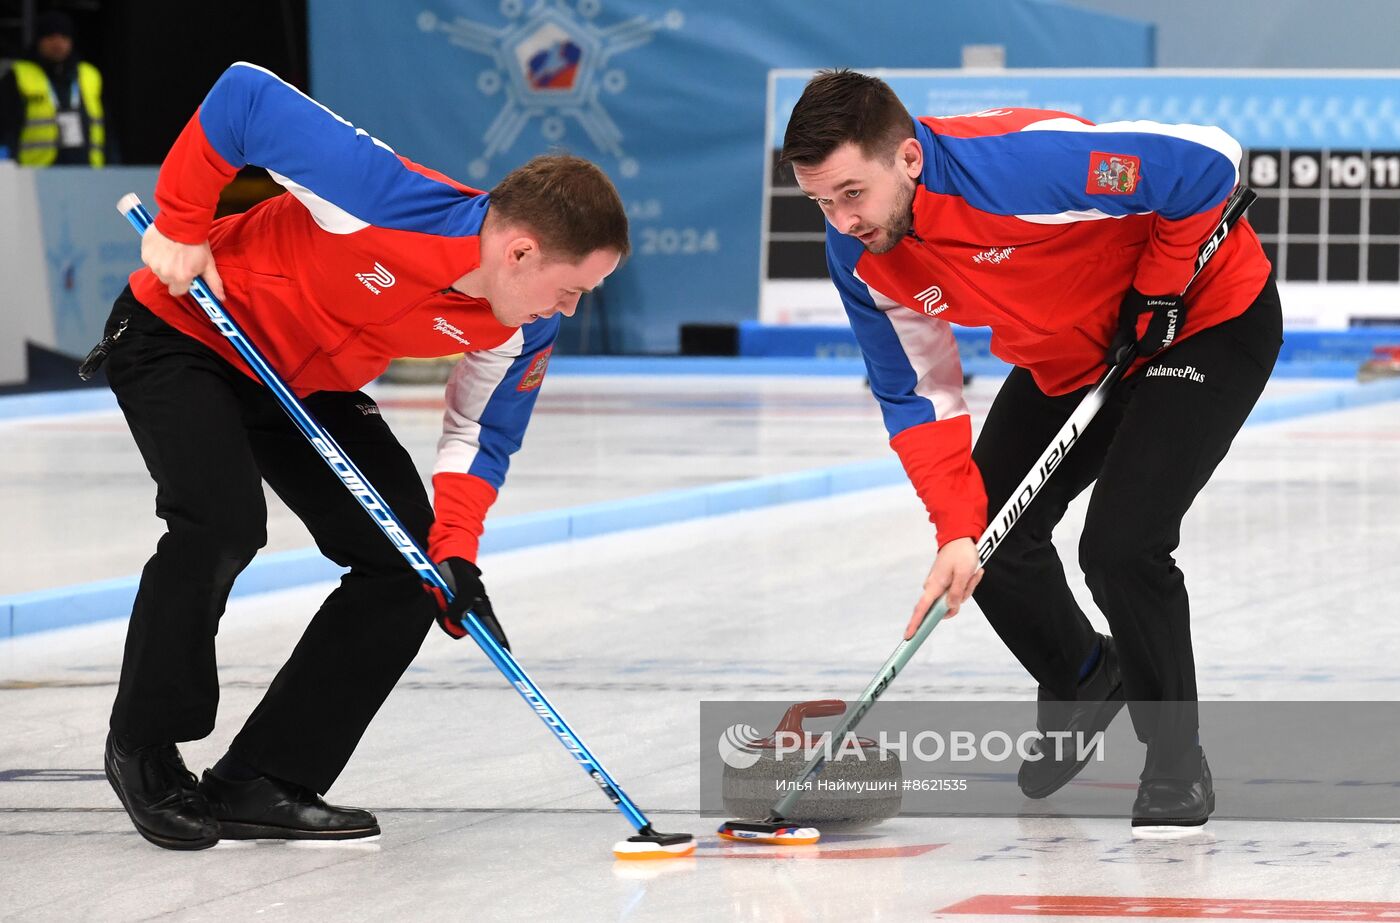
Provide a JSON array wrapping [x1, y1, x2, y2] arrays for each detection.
[[433, 316, 559, 488], [937, 118, 1240, 223], [434, 330, 523, 482], [1023, 117, 1242, 180], [884, 307, 971, 423], [197, 62, 482, 237], [828, 232, 967, 438], [266, 168, 369, 234]]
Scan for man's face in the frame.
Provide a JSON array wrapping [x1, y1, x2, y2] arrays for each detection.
[[489, 244, 621, 328], [36, 34, 72, 66], [792, 140, 921, 254]]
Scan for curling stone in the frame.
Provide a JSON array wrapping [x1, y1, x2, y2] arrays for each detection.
[[379, 354, 462, 384], [721, 699, 902, 828], [1359, 345, 1400, 382]]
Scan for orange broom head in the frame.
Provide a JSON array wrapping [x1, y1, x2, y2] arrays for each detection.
[[612, 831, 696, 860], [716, 820, 821, 846]]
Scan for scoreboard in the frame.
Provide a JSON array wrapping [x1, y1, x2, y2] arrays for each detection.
[[1242, 148, 1399, 283], [762, 70, 1400, 328]]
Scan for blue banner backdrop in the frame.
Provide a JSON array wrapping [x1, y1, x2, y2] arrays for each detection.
[[309, 0, 1151, 352]]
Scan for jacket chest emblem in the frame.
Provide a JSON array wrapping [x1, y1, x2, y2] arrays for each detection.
[[355, 262, 396, 294], [914, 284, 950, 317]]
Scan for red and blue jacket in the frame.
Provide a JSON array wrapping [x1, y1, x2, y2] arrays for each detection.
[[828, 109, 1272, 548], [131, 62, 557, 564]]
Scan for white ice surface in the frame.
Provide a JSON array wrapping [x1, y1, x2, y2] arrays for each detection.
[[0, 374, 1348, 595], [2, 392, 1399, 921]]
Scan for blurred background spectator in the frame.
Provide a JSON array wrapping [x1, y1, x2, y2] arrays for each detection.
[[0, 10, 109, 165]]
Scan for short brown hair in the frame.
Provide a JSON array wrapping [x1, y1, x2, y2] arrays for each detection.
[[781, 69, 914, 168], [491, 154, 630, 260]]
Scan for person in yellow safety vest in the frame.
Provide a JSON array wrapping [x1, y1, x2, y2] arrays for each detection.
[[0, 11, 107, 166]]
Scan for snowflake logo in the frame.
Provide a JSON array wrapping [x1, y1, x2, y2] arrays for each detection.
[[418, 0, 683, 180], [45, 206, 87, 349]]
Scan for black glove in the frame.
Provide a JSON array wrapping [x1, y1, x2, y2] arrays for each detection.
[[430, 557, 510, 651], [1107, 287, 1186, 365]]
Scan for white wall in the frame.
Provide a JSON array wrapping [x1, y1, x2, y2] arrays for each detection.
[[0, 163, 55, 387]]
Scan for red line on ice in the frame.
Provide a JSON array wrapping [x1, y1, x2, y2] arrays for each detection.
[[938, 894, 1400, 920]]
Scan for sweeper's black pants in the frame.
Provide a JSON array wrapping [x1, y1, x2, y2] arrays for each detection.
[[105, 289, 437, 793], [970, 278, 1283, 781]]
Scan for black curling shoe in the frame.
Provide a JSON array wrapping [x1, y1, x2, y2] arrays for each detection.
[[104, 732, 220, 850], [198, 770, 380, 840], [1018, 634, 1126, 799], [1132, 754, 1215, 838]]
